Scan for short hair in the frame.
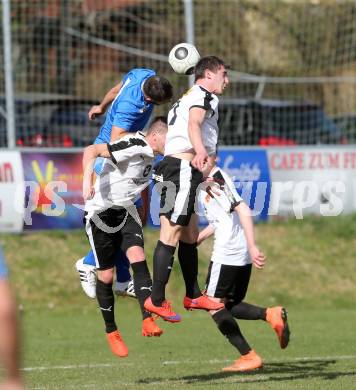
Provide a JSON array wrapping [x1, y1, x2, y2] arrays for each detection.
[[194, 56, 227, 82], [143, 76, 173, 103], [147, 116, 168, 135]]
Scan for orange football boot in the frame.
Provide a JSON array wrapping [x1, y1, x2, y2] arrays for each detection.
[[106, 330, 128, 358], [144, 297, 181, 322], [266, 306, 290, 349], [222, 350, 263, 372], [183, 295, 224, 311], [142, 316, 164, 337]]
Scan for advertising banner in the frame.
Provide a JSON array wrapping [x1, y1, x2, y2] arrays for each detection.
[[148, 149, 271, 226], [217, 149, 271, 222], [0, 151, 24, 232], [21, 152, 84, 230], [2, 147, 353, 232], [267, 147, 356, 218]]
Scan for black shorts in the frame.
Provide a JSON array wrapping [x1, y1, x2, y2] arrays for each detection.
[[85, 207, 144, 270], [153, 156, 203, 226], [205, 262, 252, 302]]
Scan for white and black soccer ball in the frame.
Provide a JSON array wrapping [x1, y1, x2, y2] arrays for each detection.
[[168, 43, 200, 75]]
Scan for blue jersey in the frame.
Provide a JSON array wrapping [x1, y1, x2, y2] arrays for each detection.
[[0, 246, 8, 279], [96, 68, 156, 143]]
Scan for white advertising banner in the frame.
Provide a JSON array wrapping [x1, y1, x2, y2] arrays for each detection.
[[0, 151, 24, 232], [267, 147, 356, 218]]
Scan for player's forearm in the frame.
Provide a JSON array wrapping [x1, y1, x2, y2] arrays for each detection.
[[236, 202, 256, 250], [188, 123, 206, 155], [82, 146, 98, 200], [83, 145, 97, 171], [197, 224, 215, 245], [99, 81, 122, 112], [82, 145, 98, 183]]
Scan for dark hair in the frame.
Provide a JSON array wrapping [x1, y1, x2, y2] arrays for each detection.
[[143, 76, 173, 104], [194, 56, 227, 82]]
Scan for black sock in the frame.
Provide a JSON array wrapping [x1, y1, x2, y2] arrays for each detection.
[[151, 240, 176, 306], [227, 301, 267, 321], [96, 279, 117, 333], [178, 241, 201, 299], [131, 261, 152, 320], [212, 308, 251, 355]]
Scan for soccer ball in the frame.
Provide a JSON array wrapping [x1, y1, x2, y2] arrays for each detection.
[[168, 43, 200, 75]]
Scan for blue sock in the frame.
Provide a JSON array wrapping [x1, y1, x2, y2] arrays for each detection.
[[115, 250, 131, 283], [83, 250, 96, 267]]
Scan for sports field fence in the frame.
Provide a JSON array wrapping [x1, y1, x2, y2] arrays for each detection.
[[1, 0, 355, 148]]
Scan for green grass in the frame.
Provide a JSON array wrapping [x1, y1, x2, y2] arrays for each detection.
[[21, 305, 356, 389], [2, 214, 356, 309], [1, 215, 356, 388]]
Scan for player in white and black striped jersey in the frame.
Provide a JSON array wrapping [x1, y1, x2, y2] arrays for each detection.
[[198, 163, 290, 372], [144, 56, 229, 321], [82, 119, 167, 357]]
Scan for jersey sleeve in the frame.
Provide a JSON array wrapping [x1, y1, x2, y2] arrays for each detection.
[[121, 70, 132, 84], [188, 88, 214, 112], [107, 137, 150, 165]]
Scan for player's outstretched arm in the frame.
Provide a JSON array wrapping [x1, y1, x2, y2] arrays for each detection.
[[88, 81, 123, 120], [197, 224, 215, 246], [82, 144, 111, 200], [235, 202, 266, 269]]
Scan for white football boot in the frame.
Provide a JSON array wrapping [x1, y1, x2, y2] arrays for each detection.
[[75, 258, 97, 299]]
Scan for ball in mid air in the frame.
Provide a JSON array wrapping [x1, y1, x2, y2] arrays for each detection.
[[168, 42, 201, 75]]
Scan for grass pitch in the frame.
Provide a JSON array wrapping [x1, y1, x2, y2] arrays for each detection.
[[22, 305, 356, 389], [1, 215, 356, 388]]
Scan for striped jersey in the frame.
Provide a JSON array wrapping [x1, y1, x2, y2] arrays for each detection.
[[199, 167, 251, 266], [165, 84, 219, 156], [85, 132, 154, 214]]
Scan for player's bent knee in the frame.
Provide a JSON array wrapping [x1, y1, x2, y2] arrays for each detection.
[[97, 268, 114, 284], [126, 246, 145, 263]]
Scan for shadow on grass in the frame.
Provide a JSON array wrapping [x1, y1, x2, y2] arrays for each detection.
[[136, 359, 356, 385]]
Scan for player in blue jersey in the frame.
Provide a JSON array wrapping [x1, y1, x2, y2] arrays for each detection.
[[0, 247, 24, 390], [76, 69, 172, 303]]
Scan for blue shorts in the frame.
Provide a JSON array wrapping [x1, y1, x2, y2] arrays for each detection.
[[0, 247, 8, 279]]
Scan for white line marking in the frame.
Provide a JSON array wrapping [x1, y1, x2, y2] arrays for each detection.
[[22, 354, 356, 372], [163, 354, 356, 365]]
